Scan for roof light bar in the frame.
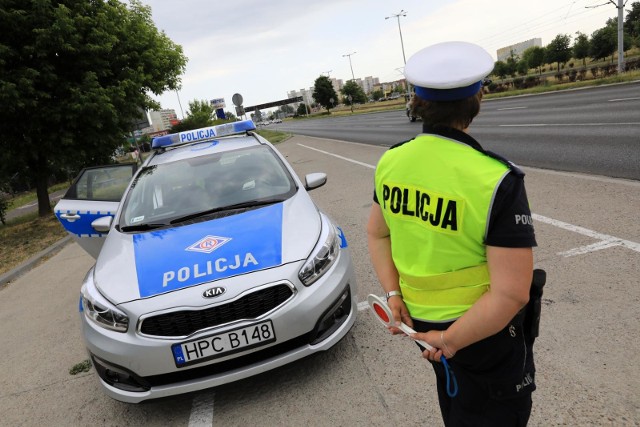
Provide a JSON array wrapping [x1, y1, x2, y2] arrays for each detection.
[[151, 120, 256, 149]]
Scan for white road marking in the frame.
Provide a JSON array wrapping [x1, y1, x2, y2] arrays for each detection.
[[297, 142, 640, 258], [520, 167, 640, 188], [357, 301, 370, 311], [608, 97, 640, 102], [298, 144, 375, 169], [497, 106, 527, 111], [532, 214, 640, 257], [188, 392, 215, 427]]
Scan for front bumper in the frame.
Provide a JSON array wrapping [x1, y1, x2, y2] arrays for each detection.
[[81, 250, 356, 403]]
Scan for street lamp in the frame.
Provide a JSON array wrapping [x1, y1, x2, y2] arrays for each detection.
[[386, 10, 408, 96], [342, 52, 357, 81], [175, 90, 185, 119], [385, 10, 407, 65]]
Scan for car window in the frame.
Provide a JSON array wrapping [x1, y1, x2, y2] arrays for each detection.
[[119, 145, 295, 228], [69, 164, 135, 202]]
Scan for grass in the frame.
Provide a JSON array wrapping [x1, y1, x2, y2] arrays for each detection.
[[69, 359, 92, 375], [255, 129, 293, 144], [7, 182, 69, 210], [0, 212, 68, 276]]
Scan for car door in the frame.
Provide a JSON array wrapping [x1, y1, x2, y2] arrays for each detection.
[[54, 163, 137, 258]]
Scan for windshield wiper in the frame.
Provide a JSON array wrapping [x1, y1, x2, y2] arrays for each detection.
[[170, 198, 285, 225], [120, 223, 168, 232]]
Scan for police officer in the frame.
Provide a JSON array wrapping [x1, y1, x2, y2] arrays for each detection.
[[367, 41, 537, 426]]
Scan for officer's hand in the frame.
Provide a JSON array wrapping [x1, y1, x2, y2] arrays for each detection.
[[387, 296, 413, 335], [410, 330, 453, 363]]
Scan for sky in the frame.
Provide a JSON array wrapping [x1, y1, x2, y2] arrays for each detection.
[[141, 0, 619, 118]]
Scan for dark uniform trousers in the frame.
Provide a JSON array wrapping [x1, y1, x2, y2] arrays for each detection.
[[414, 315, 535, 427]]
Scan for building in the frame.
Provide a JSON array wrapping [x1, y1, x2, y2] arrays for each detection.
[[361, 76, 380, 94], [149, 109, 178, 132], [497, 38, 543, 62], [287, 88, 314, 107]]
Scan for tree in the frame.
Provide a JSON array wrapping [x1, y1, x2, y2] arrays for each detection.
[[312, 75, 338, 113], [371, 89, 384, 101], [590, 25, 617, 62], [169, 100, 214, 132], [296, 104, 309, 116], [492, 61, 509, 80], [573, 32, 590, 67], [625, 1, 640, 46], [0, 0, 187, 217], [340, 80, 367, 105], [505, 54, 518, 77], [545, 34, 572, 72], [522, 46, 545, 75], [279, 105, 295, 116], [516, 59, 529, 76]]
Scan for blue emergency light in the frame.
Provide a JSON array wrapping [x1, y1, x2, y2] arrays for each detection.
[[152, 120, 257, 149]]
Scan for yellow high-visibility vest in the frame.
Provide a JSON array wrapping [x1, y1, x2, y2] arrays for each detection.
[[375, 133, 510, 321]]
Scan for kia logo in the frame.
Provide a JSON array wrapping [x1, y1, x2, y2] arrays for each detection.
[[203, 287, 226, 298]]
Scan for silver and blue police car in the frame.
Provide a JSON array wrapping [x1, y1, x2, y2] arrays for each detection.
[[54, 120, 357, 403]]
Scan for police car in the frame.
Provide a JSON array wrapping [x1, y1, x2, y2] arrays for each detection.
[[54, 120, 357, 403]]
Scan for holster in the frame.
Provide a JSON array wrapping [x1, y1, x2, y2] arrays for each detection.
[[522, 269, 546, 343]]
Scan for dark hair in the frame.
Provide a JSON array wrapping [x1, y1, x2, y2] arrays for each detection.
[[410, 90, 483, 129]]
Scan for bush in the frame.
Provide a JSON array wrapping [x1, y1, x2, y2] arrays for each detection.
[[0, 187, 9, 225], [525, 76, 540, 88], [578, 69, 587, 80], [590, 67, 599, 78]]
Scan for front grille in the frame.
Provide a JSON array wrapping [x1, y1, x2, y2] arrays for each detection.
[[139, 284, 294, 337]]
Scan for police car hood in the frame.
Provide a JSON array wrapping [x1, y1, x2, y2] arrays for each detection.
[[93, 195, 321, 304]]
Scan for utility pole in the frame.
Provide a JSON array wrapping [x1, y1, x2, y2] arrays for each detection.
[[587, 0, 626, 73], [342, 52, 357, 81]]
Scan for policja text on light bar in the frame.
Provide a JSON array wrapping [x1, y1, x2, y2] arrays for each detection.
[[151, 119, 256, 149]]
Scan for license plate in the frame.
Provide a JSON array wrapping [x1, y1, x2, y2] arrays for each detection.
[[171, 320, 276, 367]]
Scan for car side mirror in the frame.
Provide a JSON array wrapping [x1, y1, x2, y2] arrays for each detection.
[[304, 173, 327, 191], [91, 216, 113, 233]]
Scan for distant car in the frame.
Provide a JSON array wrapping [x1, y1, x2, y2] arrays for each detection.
[[54, 120, 357, 403], [406, 99, 418, 122]]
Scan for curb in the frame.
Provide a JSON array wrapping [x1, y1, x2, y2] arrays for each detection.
[[0, 236, 73, 289]]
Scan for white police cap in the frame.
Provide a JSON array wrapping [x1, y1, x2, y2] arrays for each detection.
[[404, 41, 494, 101]]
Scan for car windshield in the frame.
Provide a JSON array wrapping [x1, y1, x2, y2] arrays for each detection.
[[119, 145, 296, 229]]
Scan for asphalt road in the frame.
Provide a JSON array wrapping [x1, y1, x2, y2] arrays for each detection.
[[271, 82, 640, 181], [1, 135, 638, 426], [5, 189, 67, 222]]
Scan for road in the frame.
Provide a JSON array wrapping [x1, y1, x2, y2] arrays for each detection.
[[1, 135, 638, 426], [5, 189, 67, 222], [271, 82, 640, 181]]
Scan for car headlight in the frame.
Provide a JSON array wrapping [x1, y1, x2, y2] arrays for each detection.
[[80, 268, 129, 333], [298, 215, 340, 286]]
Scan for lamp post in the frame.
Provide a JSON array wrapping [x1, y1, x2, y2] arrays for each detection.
[[175, 90, 185, 119], [385, 10, 407, 65], [342, 52, 357, 81], [386, 10, 408, 95]]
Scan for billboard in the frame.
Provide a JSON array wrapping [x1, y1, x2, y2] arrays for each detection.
[[210, 98, 226, 109]]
